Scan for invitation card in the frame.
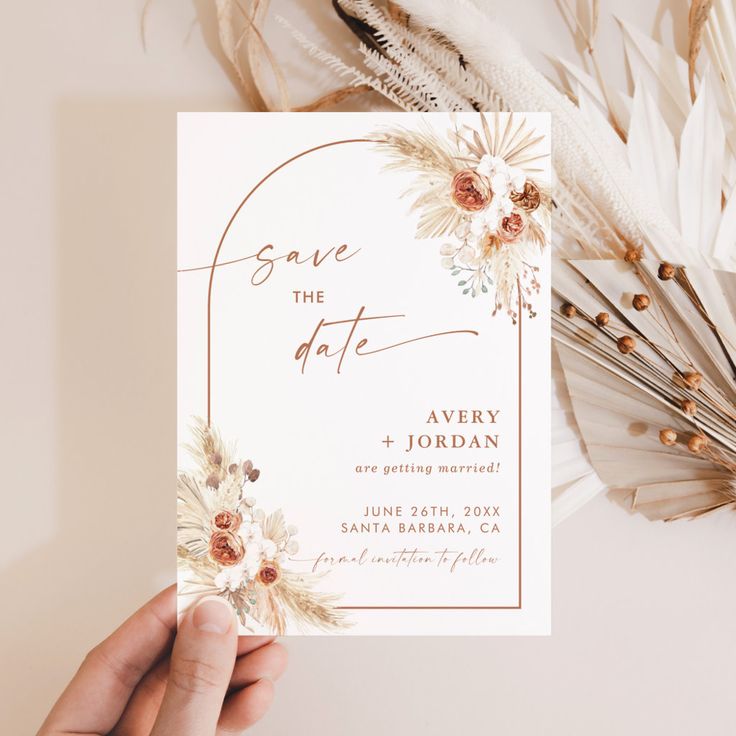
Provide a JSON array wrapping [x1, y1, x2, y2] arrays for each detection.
[[177, 112, 551, 635]]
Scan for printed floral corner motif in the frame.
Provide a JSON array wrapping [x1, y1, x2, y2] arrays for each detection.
[[373, 113, 551, 322], [177, 419, 349, 634]]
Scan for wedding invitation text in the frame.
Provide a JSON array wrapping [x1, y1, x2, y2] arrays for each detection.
[[177, 112, 551, 635]]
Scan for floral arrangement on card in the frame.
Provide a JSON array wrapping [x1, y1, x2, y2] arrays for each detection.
[[178, 420, 349, 633], [373, 114, 550, 318], [212, 0, 736, 523]]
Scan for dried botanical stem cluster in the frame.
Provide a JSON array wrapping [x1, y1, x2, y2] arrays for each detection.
[[372, 113, 550, 319], [178, 419, 350, 633], [554, 256, 736, 519], [213, 0, 736, 521]]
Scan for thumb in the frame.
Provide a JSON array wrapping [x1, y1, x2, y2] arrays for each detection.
[[151, 595, 238, 736]]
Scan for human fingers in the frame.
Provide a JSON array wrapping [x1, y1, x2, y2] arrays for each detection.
[[150, 596, 237, 736], [230, 642, 288, 689], [217, 679, 275, 734], [38, 585, 176, 736]]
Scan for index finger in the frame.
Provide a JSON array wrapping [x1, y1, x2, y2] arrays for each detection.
[[38, 585, 177, 736]]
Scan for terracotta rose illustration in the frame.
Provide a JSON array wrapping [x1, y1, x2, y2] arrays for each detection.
[[373, 113, 550, 321]]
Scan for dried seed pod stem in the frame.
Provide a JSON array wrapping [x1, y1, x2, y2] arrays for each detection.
[[659, 428, 677, 446], [617, 335, 636, 354]]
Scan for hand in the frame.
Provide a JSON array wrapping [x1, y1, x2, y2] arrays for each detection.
[[38, 585, 287, 735]]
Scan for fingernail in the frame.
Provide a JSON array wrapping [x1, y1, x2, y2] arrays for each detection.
[[193, 596, 234, 634]]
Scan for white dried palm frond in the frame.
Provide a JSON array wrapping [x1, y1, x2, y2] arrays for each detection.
[[557, 57, 633, 133], [544, 2, 736, 518], [558, 12, 736, 271], [553, 258, 736, 520], [618, 18, 691, 133], [702, 0, 736, 125], [551, 346, 606, 525]]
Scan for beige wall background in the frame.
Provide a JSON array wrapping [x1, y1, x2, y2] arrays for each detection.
[[2, 1, 735, 733]]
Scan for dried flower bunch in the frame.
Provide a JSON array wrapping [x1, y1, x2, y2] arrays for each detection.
[[178, 420, 349, 633], [214, 0, 736, 523], [373, 113, 550, 319], [274, 0, 688, 263], [554, 258, 736, 520], [214, 0, 736, 270]]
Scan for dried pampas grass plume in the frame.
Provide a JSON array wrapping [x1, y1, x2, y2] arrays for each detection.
[[390, 0, 686, 262]]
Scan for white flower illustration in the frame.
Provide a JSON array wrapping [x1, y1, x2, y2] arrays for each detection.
[[476, 154, 526, 193], [467, 155, 527, 243], [243, 544, 262, 577], [261, 538, 277, 558], [214, 563, 247, 592]]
